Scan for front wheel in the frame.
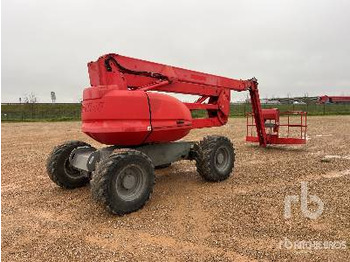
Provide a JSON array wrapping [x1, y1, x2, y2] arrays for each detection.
[[91, 149, 155, 215], [195, 136, 235, 182]]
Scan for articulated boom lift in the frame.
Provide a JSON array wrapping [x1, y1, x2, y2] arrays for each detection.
[[47, 53, 307, 215]]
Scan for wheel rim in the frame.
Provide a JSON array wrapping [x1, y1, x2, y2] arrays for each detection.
[[115, 164, 147, 201], [214, 146, 230, 173], [64, 159, 83, 179]]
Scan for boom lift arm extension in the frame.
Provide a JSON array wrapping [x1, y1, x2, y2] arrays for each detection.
[[92, 54, 268, 146]]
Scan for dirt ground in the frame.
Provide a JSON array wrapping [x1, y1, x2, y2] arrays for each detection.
[[1, 116, 350, 261]]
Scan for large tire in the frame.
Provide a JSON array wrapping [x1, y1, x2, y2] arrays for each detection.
[[46, 140, 91, 189], [91, 149, 155, 215], [195, 136, 235, 182]]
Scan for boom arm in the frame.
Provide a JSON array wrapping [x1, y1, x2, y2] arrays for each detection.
[[88, 54, 268, 146]]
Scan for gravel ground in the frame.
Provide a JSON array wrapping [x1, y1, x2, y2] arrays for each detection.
[[1, 116, 350, 261]]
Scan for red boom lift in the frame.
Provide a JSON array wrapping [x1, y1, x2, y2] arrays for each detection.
[[47, 53, 307, 215]]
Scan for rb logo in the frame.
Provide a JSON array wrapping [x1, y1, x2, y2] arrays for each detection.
[[284, 181, 324, 219]]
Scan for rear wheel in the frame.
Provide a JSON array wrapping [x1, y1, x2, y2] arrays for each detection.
[[91, 149, 155, 215], [46, 141, 92, 189], [195, 136, 235, 182]]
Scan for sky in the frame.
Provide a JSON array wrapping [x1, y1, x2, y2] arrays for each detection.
[[2, 0, 350, 103]]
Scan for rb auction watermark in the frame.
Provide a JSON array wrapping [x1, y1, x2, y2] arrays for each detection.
[[284, 181, 324, 219], [280, 181, 347, 250], [278, 238, 347, 250]]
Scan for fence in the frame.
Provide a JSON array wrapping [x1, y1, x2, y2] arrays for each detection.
[[229, 103, 350, 117], [1, 102, 350, 121], [1, 103, 81, 121], [192, 103, 350, 118]]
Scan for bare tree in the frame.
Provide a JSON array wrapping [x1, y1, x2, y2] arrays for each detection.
[[23, 92, 38, 103], [22, 92, 38, 119]]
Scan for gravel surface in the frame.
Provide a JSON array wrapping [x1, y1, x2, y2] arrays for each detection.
[[2, 116, 350, 261]]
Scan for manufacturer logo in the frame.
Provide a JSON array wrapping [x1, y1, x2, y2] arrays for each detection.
[[82, 101, 104, 113]]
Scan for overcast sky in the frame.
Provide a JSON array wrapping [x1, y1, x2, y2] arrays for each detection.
[[2, 0, 350, 103]]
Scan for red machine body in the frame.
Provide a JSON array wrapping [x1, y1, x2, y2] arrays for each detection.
[[82, 53, 306, 147], [82, 89, 192, 145]]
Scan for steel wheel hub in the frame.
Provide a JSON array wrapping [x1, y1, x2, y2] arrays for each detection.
[[215, 146, 230, 172], [217, 152, 224, 165], [116, 164, 146, 201], [122, 173, 137, 190]]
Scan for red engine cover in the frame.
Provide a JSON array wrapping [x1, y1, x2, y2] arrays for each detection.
[[82, 87, 192, 145]]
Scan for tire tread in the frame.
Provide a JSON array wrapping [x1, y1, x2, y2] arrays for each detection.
[[195, 136, 235, 182], [46, 140, 90, 188], [91, 149, 155, 215]]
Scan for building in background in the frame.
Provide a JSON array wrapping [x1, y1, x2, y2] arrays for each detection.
[[317, 95, 350, 104]]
